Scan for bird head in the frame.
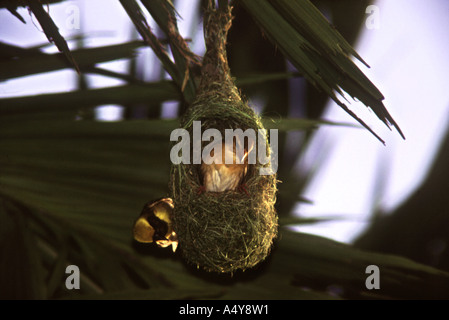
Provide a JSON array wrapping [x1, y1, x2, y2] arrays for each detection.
[[133, 198, 178, 252]]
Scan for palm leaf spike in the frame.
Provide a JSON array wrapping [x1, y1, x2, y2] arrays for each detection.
[[120, 0, 200, 104], [120, 1, 180, 86], [140, 0, 200, 102], [26, 1, 80, 74]]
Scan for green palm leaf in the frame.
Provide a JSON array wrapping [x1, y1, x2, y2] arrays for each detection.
[[0, 0, 443, 301], [241, 0, 404, 143]]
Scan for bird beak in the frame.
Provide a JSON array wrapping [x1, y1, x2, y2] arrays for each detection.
[[155, 233, 178, 252]]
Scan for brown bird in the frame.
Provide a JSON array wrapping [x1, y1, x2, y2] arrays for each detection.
[[133, 198, 178, 252], [200, 139, 252, 194]]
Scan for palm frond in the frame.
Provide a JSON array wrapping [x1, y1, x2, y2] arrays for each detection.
[[0, 41, 145, 81], [0, 0, 436, 301], [1, 117, 448, 299], [26, 0, 80, 73], [241, 0, 404, 143]]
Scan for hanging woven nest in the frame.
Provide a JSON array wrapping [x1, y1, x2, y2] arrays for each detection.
[[169, 2, 278, 273]]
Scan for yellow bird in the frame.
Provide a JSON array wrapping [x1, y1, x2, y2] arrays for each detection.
[[133, 198, 178, 252], [200, 139, 251, 194]]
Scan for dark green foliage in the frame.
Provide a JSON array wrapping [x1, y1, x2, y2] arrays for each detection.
[[0, 0, 446, 300]]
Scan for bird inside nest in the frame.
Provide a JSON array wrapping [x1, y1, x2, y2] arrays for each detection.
[[133, 198, 178, 252], [199, 138, 254, 194]]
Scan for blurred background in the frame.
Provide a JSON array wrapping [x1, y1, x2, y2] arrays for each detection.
[[1, 0, 449, 299]]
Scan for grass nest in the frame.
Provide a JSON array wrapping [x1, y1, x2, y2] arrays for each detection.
[[168, 2, 278, 273], [170, 92, 278, 273]]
